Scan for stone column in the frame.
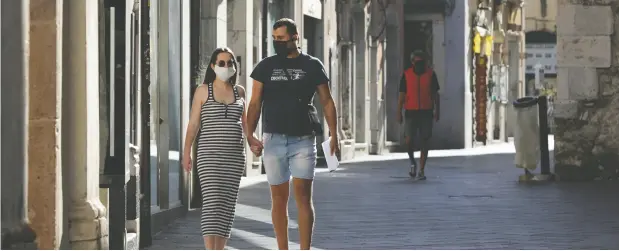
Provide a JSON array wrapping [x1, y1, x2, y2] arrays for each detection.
[[384, 1, 402, 144], [27, 0, 64, 249], [353, 9, 370, 154], [505, 2, 525, 139], [320, 0, 337, 143], [444, 0, 472, 149], [62, 0, 109, 248], [227, 0, 261, 177], [1, 0, 38, 249], [367, 1, 381, 154]]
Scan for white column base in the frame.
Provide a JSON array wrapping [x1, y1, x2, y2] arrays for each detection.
[[68, 201, 108, 249]]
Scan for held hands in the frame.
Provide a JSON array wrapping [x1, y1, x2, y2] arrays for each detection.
[[397, 112, 403, 124], [247, 134, 264, 156], [434, 110, 440, 122]]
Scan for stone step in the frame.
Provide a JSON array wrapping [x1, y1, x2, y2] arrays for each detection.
[[126, 233, 138, 250]]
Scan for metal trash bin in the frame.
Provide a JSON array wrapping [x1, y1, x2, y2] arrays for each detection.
[[513, 96, 540, 170]]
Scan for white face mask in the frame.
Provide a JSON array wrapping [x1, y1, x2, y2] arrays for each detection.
[[213, 65, 236, 81]]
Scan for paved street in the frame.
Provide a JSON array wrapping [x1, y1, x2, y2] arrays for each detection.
[[148, 142, 619, 250]]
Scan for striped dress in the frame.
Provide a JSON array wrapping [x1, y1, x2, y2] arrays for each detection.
[[196, 82, 246, 238]]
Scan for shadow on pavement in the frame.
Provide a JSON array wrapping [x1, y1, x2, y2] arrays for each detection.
[[149, 151, 619, 250]]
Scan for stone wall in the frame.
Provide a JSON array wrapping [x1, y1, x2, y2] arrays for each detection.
[[554, 0, 619, 181], [28, 0, 64, 248]]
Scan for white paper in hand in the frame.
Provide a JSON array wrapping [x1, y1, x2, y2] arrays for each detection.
[[321, 137, 339, 172]]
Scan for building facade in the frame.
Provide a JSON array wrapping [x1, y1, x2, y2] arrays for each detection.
[[2, 0, 112, 249], [524, 0, 557, 98], [1, 0, 539, 250], [470, 0, 526, 145], [525, 0, 556, 32], [330, 0, 472, 153], [1, 0, 340, 249], [335, 0, 526, 151]]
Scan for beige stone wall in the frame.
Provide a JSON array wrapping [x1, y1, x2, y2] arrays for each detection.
[[525, 0, 557, 32], [28, 0, 63, 249], [554, 0, 619, 181]]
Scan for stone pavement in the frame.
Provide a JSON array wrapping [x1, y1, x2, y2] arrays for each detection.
[[148, 143, 619, 250]]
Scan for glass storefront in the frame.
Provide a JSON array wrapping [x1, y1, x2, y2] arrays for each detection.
[[167, 0, 182, 206], [149, 0, 160, 208], [148, 0, 185, 211]]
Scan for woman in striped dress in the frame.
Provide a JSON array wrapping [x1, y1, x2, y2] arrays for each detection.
[[182, 47, 262, 250]]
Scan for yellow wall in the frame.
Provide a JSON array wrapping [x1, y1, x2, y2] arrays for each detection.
[[525, 0, 557, 32]]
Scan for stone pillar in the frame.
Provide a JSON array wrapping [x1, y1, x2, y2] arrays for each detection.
[[62, 0, 109, 248], [227, 0, 261, 177], [505, 2, 525, 139], [444, 0, 472, 149], [353, 9, 370, 153], [366, 0, 387, 154], [554, 1, 619, 181], [384, 1, 402, 144], [27, 0, 63, 249], [1, 0, 38, 249], [506, 38, 519, 138], [367, 1, 380, 154]]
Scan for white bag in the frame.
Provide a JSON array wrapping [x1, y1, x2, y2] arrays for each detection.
[[513, 105, 540, 170]]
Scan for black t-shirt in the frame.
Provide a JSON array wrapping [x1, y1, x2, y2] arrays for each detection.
[[250, 52, 329, 136]]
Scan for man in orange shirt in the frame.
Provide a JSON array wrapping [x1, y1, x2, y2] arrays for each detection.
[[397, 50, 440, 180]]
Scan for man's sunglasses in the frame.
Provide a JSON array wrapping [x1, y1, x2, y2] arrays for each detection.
[[216, 60, 234, 67]]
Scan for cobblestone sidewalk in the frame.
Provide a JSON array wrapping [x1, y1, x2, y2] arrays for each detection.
[[148, 149, 619, 250]]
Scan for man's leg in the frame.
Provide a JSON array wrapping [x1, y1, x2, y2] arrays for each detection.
[[270, 182, 291, 250], [405, 136, 417, 167], [418, 112, 434, 179], [292, 178, 314, 250], [263, 133, 292, 249], [289, 135, 317, 250], [405, 116, 419, 177]]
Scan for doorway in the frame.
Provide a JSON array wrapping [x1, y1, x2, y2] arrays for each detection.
[[403, 20, 433, 69]]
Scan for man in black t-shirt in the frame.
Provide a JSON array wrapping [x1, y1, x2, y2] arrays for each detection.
[[246, 18, 340, 250]]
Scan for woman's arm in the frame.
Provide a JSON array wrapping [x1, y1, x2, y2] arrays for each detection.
[[183, 84, 208, 157], [236, 85, 249, 139]]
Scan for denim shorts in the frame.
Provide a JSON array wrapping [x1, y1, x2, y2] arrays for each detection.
[[262, 133, 317, 185]]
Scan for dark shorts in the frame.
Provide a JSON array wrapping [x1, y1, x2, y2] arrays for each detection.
[[404, 110, 433, 141]]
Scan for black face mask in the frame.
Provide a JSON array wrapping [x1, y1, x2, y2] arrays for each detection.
[[413, 59, 427, 74], [273, 40, 294, 56]]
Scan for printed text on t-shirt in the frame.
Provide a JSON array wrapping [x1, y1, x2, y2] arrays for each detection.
[[270, 68, 306, 82]]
